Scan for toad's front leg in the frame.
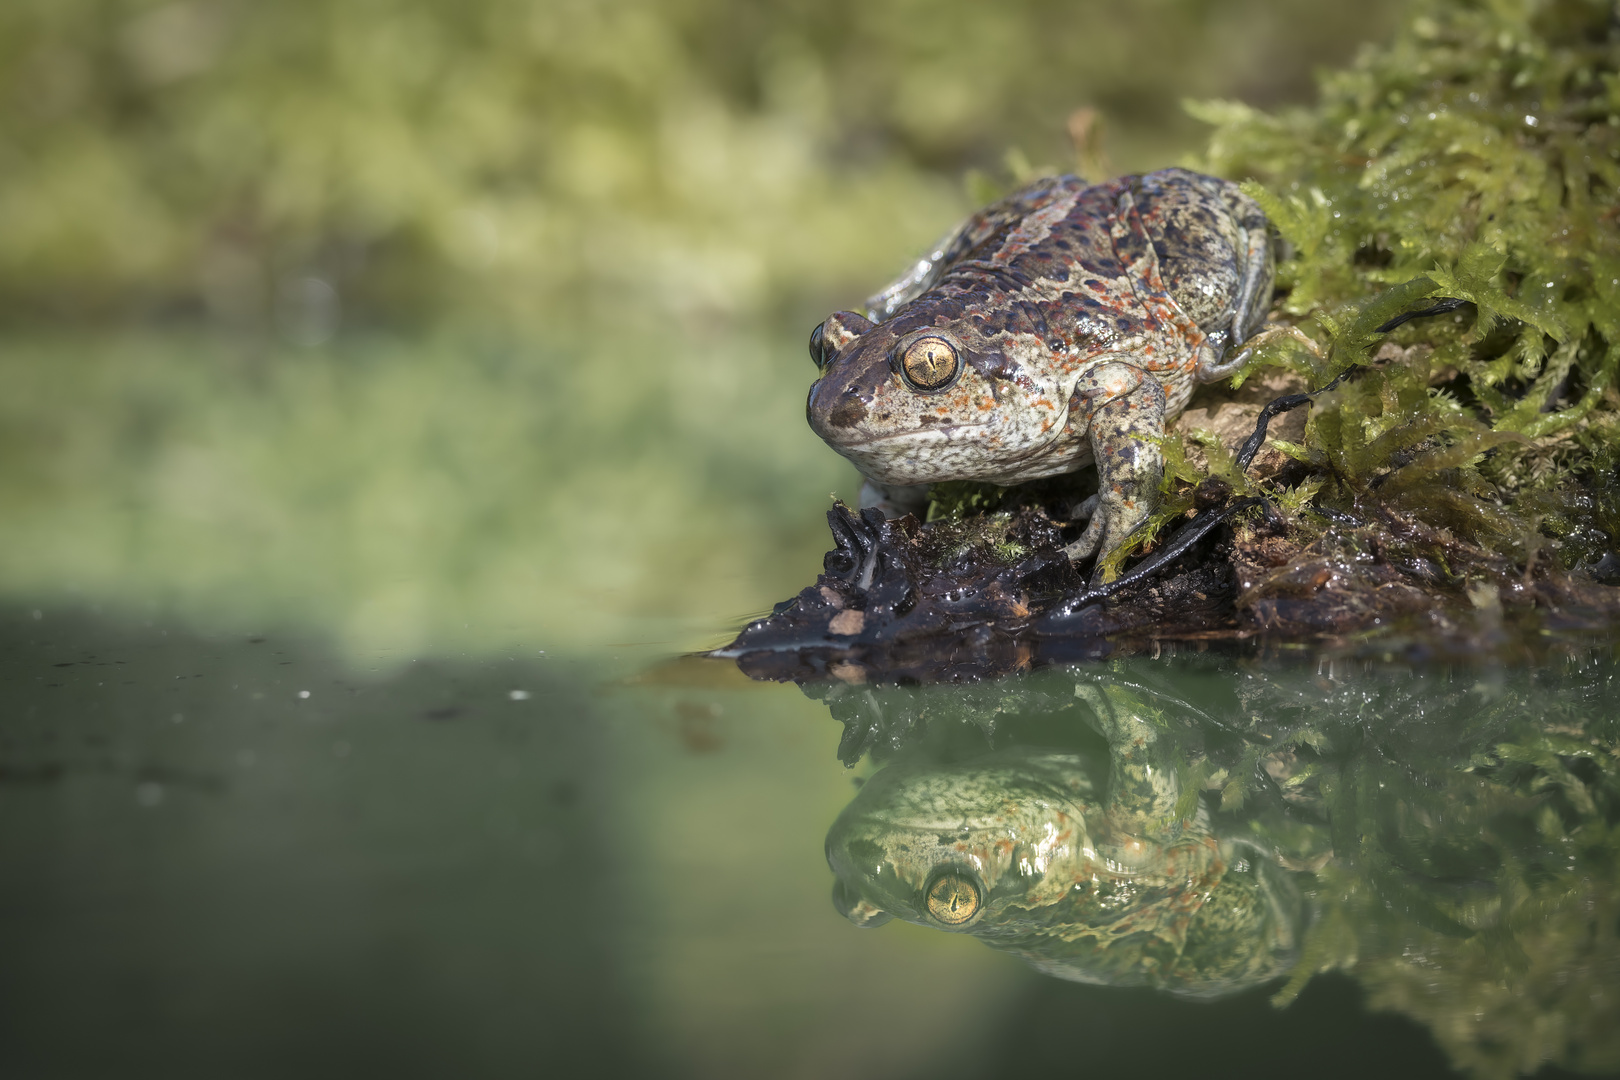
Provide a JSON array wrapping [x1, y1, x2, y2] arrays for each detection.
[[1063, 361, 1165, 565]]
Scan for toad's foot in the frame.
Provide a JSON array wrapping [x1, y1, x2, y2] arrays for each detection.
[[1072, 681, 1183, 827], [859, 479, 930, 519], [1197, 324, 1324, 382], [1062, 361, 1165, 565], [1070, 492, 1100, 523]]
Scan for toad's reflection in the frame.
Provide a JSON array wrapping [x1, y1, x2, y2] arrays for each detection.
[[826, 685, 1302, 999], [807, 654, 1620, 1078]]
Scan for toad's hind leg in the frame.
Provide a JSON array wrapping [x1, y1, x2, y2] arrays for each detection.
[[1197, 188, 1278, 381], [1225, 187, 1275, 344], [1199, 324, 1324, 382], [1063, 361, 1165, 565]]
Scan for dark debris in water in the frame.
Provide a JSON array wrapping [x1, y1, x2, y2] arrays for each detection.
[[716, 500, 1235, 685], [716, 448, 1620, 686]]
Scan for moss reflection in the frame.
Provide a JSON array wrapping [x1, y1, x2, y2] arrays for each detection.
[[818, 654, 1620, 1079]]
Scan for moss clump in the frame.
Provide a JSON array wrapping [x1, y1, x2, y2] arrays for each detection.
[[924, 480, 1012, 522], [1178, 0, 1620, 583], [920, 512, 1032, 567]]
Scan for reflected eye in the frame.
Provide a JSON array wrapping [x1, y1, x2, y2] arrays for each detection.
[[924, 870, 981, 925], [809, 322, 832, 370], [899, 336, 960, 392]]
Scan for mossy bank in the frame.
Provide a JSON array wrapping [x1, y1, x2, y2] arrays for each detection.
[[922, 0, 1620, 648]]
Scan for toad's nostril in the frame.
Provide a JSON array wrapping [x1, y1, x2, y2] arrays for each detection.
[[827, 396, 868, 428]]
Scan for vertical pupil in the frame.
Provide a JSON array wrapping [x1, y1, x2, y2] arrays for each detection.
[[928, 874, 977, 923], [907, 339, 954, 387]]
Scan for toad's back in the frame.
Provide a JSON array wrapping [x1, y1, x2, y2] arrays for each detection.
[[862, 169, 1268, 416]]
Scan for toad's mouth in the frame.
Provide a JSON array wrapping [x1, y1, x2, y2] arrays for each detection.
[[832, 423, 990, 449]]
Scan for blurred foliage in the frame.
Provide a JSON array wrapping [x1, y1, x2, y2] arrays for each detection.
[[1176, 0, 1620, 575], [0, 326, 849, 655], [0, 0, 1399, 327]]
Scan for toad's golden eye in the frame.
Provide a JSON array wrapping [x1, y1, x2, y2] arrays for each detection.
[[899, 336, 960, 392], [924, 870, 981, 925]]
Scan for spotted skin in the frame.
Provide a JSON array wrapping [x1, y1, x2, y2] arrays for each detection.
[[824, 685, 1302, 999], [807, 168, 1273, 562]]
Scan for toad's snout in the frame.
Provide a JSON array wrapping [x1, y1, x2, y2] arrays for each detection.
[[824, 392, 868, 429], [807, 378, 871, 435]]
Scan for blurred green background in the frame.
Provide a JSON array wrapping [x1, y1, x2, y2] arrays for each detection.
[[0, 0, 1402, 657]]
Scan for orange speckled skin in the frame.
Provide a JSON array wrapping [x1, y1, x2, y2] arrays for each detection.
[[807, 168, 1272, 559]]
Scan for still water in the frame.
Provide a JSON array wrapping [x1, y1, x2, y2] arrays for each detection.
[[0, 330, 1615, 1078], [14, 610, 1616, 1079]]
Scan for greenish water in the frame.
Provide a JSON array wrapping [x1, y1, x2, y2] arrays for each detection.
[[0, 331, 1614, 1080], [3, 606, 1613, 1078]]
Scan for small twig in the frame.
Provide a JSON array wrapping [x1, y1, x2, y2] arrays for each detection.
[[1234, 364, 1365, 470], [1073, 497, 1263, 605], [1373, 297, 1470, 334], [1233, 393, 1314, 471]]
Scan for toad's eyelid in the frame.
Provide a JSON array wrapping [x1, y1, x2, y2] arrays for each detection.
[[808, 323, 829, 369]]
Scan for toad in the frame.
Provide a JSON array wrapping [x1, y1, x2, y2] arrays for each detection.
[[825, 683, 1303, 998], [806, 168, 1273, 564]]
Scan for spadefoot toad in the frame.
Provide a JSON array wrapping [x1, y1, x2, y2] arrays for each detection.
[[806, 168, 1273, 563]]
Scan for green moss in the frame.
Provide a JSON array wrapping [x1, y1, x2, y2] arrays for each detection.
[[924, 480, 1010, 522], [1184, 0, 1620, 574], [916, 510, 1031, 567]]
